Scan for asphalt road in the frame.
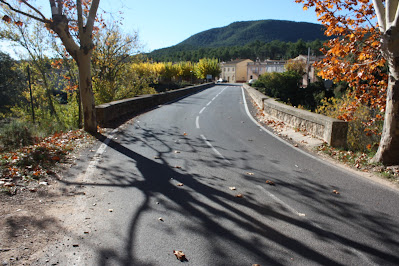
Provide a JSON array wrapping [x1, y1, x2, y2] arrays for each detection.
[[47, 85, 399, 265]]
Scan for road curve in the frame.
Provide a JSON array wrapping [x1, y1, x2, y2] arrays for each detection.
[[46, 85, 399, 266]]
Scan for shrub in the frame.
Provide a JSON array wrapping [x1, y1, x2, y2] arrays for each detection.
[[316, 92, 383, 153], [0, 120, 36, 151], [253, 71, 302, 104]]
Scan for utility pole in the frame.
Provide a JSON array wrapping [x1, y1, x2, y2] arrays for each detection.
[[306, 47, 311, 86], [27, 65, 35, 124]]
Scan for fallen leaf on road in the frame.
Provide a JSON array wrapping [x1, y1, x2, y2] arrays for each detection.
[[266, 180, 275, 186], [174, 151, 181, 154], [158, 217, 164, 222], [229, 187, 236, 190], [175, 166, 182, 169], [235, 194, 244, 198], [173, 250, 187, 261], [177, 183, 184, 187], [154, 156, 160, 159], [183, 132, 188, 136], [253, 264, 261, 266], [246, 172, 254, 176], [294, 144, 299, 147], [332, 190, 340, 194], [108, 209, 113, 212]]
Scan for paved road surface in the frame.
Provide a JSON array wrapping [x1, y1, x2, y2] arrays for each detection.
[[45, 85, 399, 265]]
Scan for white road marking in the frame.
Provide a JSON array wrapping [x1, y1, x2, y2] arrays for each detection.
[[258, 185, 305, 217], [200, 134, 231, 164], [199, 107, 206, 114], [196, 116, 200, 129], [79, 128, 118, 181], [241, 87, 329, 164], [206, 101, 212, 106]]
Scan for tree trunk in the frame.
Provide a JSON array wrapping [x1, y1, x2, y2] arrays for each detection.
[[372, 52, 399, 165], [77, 52, 97, 133]]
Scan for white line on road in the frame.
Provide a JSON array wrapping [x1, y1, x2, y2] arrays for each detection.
[[206, 101, 212, 106], [199, 107, 206, 114], [196, 116, 200, 129], [241, 87, 329, 164], [258, 185, 305, 217], [200, 134, 231, 164], [79, 128, 118, 181]]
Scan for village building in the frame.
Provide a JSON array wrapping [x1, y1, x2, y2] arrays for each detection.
[[220, 59, 253, 83]]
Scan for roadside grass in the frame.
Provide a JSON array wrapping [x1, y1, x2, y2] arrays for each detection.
[[316, 143, 399, 183]]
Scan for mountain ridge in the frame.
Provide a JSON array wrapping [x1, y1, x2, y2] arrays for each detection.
[[148, 19, 329, 62]]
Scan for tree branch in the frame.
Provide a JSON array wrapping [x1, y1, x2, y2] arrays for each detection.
[[86, 0, 100, 34], [0, 0, 48, 23], [390, 0, 399, 27], [373, 0, 387, 31], [76, 0, 84, 36], [20, 0, 47, 21]]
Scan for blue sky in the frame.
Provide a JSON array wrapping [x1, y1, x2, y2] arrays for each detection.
[[105, 0, 320, 51], [1, 0, 320, 56]]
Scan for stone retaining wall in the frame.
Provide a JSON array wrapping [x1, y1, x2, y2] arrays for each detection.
[[96, 83, 213, 127], [243, 84, 348, 147]]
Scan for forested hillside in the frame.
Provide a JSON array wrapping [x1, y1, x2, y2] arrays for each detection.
[[148, 20, 328, 62]]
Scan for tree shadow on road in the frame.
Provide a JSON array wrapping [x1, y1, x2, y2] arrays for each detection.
[[59, 125, 399, 266]]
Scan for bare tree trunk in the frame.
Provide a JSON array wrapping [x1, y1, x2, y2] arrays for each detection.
[[372, 67, 399, 164], [372, 29, 399, 165], [77, 52, 96, 133]]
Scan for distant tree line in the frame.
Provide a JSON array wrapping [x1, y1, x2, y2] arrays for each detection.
[[148, 39, 324, 62]]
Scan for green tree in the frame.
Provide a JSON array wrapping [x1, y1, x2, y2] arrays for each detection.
[[0, 13, 59, 118], [1, 0, 101, 133], [0, 51, 25, 113], [91, 23, 144, 104]]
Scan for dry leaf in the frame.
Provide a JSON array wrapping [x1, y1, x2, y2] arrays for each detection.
[[173, 250, 187, 261], [177, 183, 184, 187], [235, 194, 244, 198], [158, 217, 164, 222], [332, 190, 340, 194], [108, 209, 113, 212], [266, 180, 275, 186], [294, 144, 299, 147], [154, 156, 160, 159], [175, 166, 182, 169], [174, 151, 181, 154], [2, 15, 11, 23], [253, 264, 261, 266], [247, 172, 254, 176], [229, 187, 236, 190], [183, 132, 188, 136]]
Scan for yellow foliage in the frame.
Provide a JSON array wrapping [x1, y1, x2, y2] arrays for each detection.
[[316, 92, 383, 153]]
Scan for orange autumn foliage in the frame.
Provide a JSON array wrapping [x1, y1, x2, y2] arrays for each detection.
[[296, 0, 387, 123]]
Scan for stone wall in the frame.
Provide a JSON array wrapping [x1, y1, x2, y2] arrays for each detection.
[[243, 84, 348, 147], [96, 83, 213, 127]]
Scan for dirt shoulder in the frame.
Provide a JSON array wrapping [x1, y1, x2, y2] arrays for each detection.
[[0, 132, 98, 265]]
